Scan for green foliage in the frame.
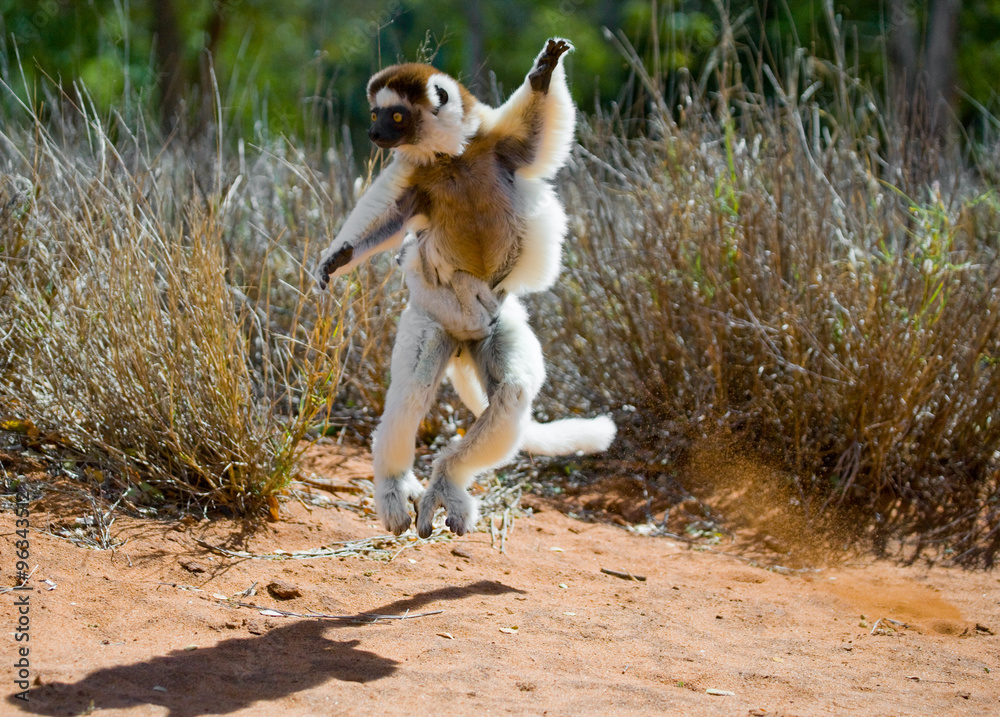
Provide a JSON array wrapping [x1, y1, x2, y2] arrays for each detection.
[[7, 1, 998, 141]]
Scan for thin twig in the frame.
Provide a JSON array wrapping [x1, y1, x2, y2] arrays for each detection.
[[600, 567, 647, 582], [221, 598, 442, 623]]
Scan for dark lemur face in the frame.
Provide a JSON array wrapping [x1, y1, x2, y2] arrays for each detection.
[[368, 105, 418, 148]]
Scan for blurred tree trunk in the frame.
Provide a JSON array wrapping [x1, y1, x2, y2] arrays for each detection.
[[463, 2, 485, 97], [152, 0, 184, 133], [887, 0, 918, 103], [923, 0, 960, 137], [887, 0, 961, 184], [598, 0, 621, 29], [888, 0, 961, 146], [197, 5, 227, 129]]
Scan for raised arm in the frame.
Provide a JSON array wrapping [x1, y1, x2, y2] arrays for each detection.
[[315, 159, 417, 289], [485, 38, 576, 181]]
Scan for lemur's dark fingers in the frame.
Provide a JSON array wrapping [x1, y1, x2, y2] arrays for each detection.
[[529, 38, 571, 93], [545, 38, 572, 61], [317, 244, 355, 289], [476, 289, 499, 315]]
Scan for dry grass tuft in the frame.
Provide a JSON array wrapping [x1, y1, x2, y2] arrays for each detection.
[[530, 30, 1000, 566], [0, 80, 367, 514]]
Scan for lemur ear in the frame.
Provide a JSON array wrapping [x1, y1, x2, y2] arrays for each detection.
[[434, 85, 449, 111]]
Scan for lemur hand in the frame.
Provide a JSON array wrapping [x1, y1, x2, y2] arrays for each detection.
[[475, 284, 500, 318], [425, 273, 506, 341], [316, 244, 354, 290], [448, 294, 499, 342], [529, 38, 572, 93]]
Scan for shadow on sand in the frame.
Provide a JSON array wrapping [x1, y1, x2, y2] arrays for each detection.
[[12, 580, 524, 716]]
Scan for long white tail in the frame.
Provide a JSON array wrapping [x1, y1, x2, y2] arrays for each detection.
[[446, 356, 615, 457], [520, 415, 616, 457]]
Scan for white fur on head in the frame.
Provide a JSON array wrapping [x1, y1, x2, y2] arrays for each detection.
[[374, 87, 408, 109], [395, 73, 482, 164]]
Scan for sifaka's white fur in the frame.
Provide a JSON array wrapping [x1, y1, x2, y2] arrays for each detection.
[[373, 87, 406, 108], [496, 179, 567, 294], [481, 62, 576, 181], [316, 39, 615, 537], [401, 73, 481, 164], [520, 416, 617, 456]]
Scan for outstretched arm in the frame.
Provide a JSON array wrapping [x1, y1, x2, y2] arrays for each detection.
[[315, 160, 416, 289], [486, 38, 576, 181]]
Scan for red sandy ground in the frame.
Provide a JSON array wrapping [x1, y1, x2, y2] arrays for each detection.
[[2, 445, 998, 716]]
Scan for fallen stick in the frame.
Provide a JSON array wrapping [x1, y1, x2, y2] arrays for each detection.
[[600, 567, 647, 582], [905, 676, 955, 685], [297, 477, 367, 494], [221, 598, 443, 623]]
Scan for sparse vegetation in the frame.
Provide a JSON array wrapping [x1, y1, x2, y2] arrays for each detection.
[[2, 9, 999, 566], [0, 82, 365, 514], [533, 28, 1000, 566]]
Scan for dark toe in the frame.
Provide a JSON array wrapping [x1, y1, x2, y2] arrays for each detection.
[[446, 517, 467, 536]]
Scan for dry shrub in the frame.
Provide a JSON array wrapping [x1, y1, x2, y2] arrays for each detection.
[[0, 82, 367, 513], [530, 35, 1000, 566]]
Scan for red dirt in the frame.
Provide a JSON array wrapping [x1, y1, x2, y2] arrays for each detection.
[[2, 444, 998, 716]]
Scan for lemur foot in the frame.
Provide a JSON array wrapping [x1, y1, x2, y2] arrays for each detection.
[[375, 471, 424, 535], [416, 475, 479, 538], [529, 38, 572, 93]]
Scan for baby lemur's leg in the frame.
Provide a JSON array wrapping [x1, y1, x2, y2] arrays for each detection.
[[372, 305, 456, 535], [417, 298, 544, 537], [406, 268, 504, 341]]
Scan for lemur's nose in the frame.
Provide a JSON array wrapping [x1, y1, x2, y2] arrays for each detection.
[[368, 126, 382, 142]]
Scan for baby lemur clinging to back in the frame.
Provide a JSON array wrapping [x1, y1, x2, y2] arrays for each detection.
[[316, 39, 615, 537]]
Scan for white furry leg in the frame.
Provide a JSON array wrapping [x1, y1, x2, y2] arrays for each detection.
[[417, 383, 531, 537], [372, 306, 456, 535], [417, 299, 544, 537]]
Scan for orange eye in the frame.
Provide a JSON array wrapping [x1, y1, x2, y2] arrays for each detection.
[[393, 112, 403, 123], [370, 111, 377, 122]]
